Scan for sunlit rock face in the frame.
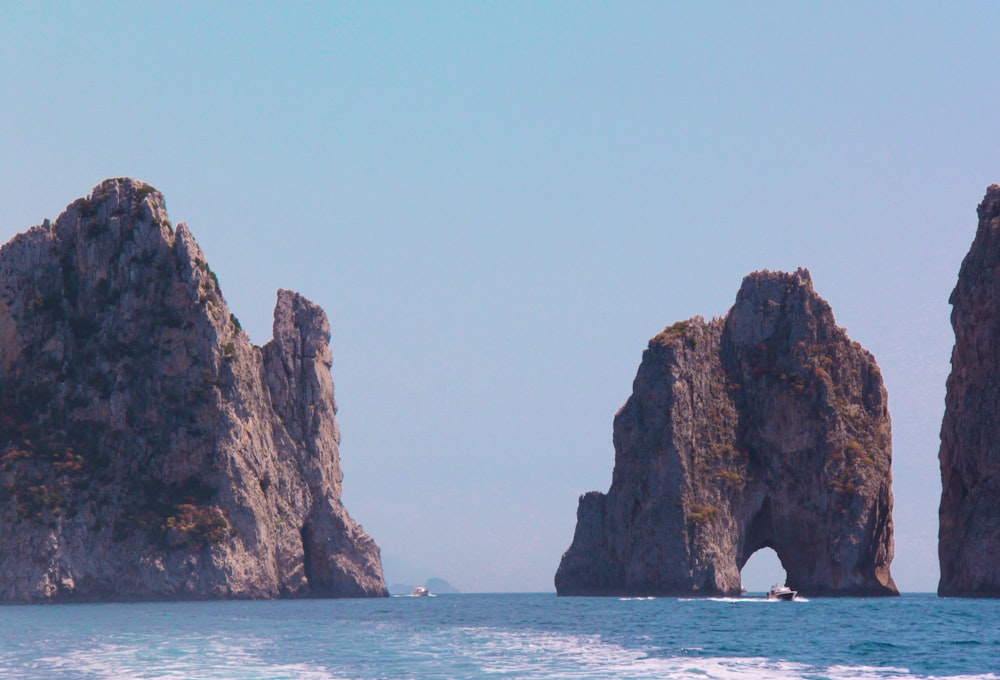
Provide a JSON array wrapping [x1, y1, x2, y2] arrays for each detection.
[[0, 178, 386, 602], [939, 184, 1000, 597], [556, 269, 898, 597]]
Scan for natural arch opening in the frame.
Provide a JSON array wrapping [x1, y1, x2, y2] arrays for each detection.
[[740, 547, 786, 594]]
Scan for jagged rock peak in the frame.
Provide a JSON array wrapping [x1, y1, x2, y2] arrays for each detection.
[[556, 269, 897, 597], [939, 184, 1000, 597], [0, 179, 386, 602], [976, 184, 1000, 221]]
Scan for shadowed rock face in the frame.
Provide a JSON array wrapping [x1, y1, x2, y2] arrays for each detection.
[[0, 178, 386, 602], [939, 185, 1000, 597], [556, 269, 897, 597]]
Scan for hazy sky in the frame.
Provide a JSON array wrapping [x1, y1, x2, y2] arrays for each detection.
[[2, 2, 999, 592]]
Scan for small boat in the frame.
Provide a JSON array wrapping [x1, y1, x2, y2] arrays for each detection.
[[411, 586, 430, 597], [767, 584, 797, 601]]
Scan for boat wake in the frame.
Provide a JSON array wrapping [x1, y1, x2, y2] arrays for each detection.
[[682, 596, 811, 604], [451, 627, 993, 679]]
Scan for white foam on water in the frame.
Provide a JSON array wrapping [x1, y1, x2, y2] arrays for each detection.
[[824, 666, 1000, 680], [27, 636, 342, 680], [449, 627, 1000, 680], [704, 597, 768, 603], [683, 597, 783, 604], [456, 626, 795, 677], [686, 596, 811, 604]]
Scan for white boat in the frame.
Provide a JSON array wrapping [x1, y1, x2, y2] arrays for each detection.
[[766, 584, 797, 601], [411, 586, 430, 597]]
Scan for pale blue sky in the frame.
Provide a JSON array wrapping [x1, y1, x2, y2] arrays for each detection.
[[3, 2, 999, 592]]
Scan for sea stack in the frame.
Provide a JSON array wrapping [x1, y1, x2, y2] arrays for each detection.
[[0, 178, 387, 602], [555, 269, 898, 597], [939, 185, 1000, 597]]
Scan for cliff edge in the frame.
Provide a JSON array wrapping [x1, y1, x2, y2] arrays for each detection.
[[939, 184, 1000, 597], [556, 269, 897, 597], [0, 178, 387, 602]]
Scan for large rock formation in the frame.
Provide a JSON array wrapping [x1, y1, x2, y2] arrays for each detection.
[[0, 178, 387, 602], [939, 184, 1000, 597], [556, 269, 898, 597]]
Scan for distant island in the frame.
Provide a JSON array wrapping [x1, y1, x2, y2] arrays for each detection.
[[0, 179, 387, 602], [556, 269, 897, 597]]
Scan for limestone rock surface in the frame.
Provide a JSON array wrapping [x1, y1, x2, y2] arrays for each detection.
[[0, 178, 386, 602], [939, 184, 1000, 597], [556, 269, 897, 597]]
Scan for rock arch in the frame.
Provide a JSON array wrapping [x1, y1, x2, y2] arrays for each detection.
[[555, 270, 898, 597]]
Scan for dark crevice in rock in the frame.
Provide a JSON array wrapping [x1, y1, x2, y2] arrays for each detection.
[[300, 523, 314, 588]]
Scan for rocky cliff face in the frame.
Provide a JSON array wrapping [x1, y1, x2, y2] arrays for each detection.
[[939, 185, 1000, 597], [0, 178, 387, 602], [556, 269, 897, 597]]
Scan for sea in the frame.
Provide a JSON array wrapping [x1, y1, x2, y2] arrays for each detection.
[[0, 593, 997, 679]]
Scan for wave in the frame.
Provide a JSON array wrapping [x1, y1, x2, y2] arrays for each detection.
[[5, 625, 998, 680], [677, 596, 811, 604], [9, 636, 344, 680], [448, 627, 1000, 680], [681, 596, 803, 603], [0, 596, 995, 680]]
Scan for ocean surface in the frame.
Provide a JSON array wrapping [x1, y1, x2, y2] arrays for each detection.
[[0, 593, 997, 679]]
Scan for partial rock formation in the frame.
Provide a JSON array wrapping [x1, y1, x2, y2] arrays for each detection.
[[0, 178, 387, 602], [556, 269, 897, 597], [939, 184, 1000, 597]]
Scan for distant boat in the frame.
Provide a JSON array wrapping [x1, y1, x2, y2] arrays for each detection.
[[411, 586, 430, 597], [766, 584, 797, 601]]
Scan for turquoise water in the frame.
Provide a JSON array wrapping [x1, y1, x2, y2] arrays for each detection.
[[0, 593, 997, 678]]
